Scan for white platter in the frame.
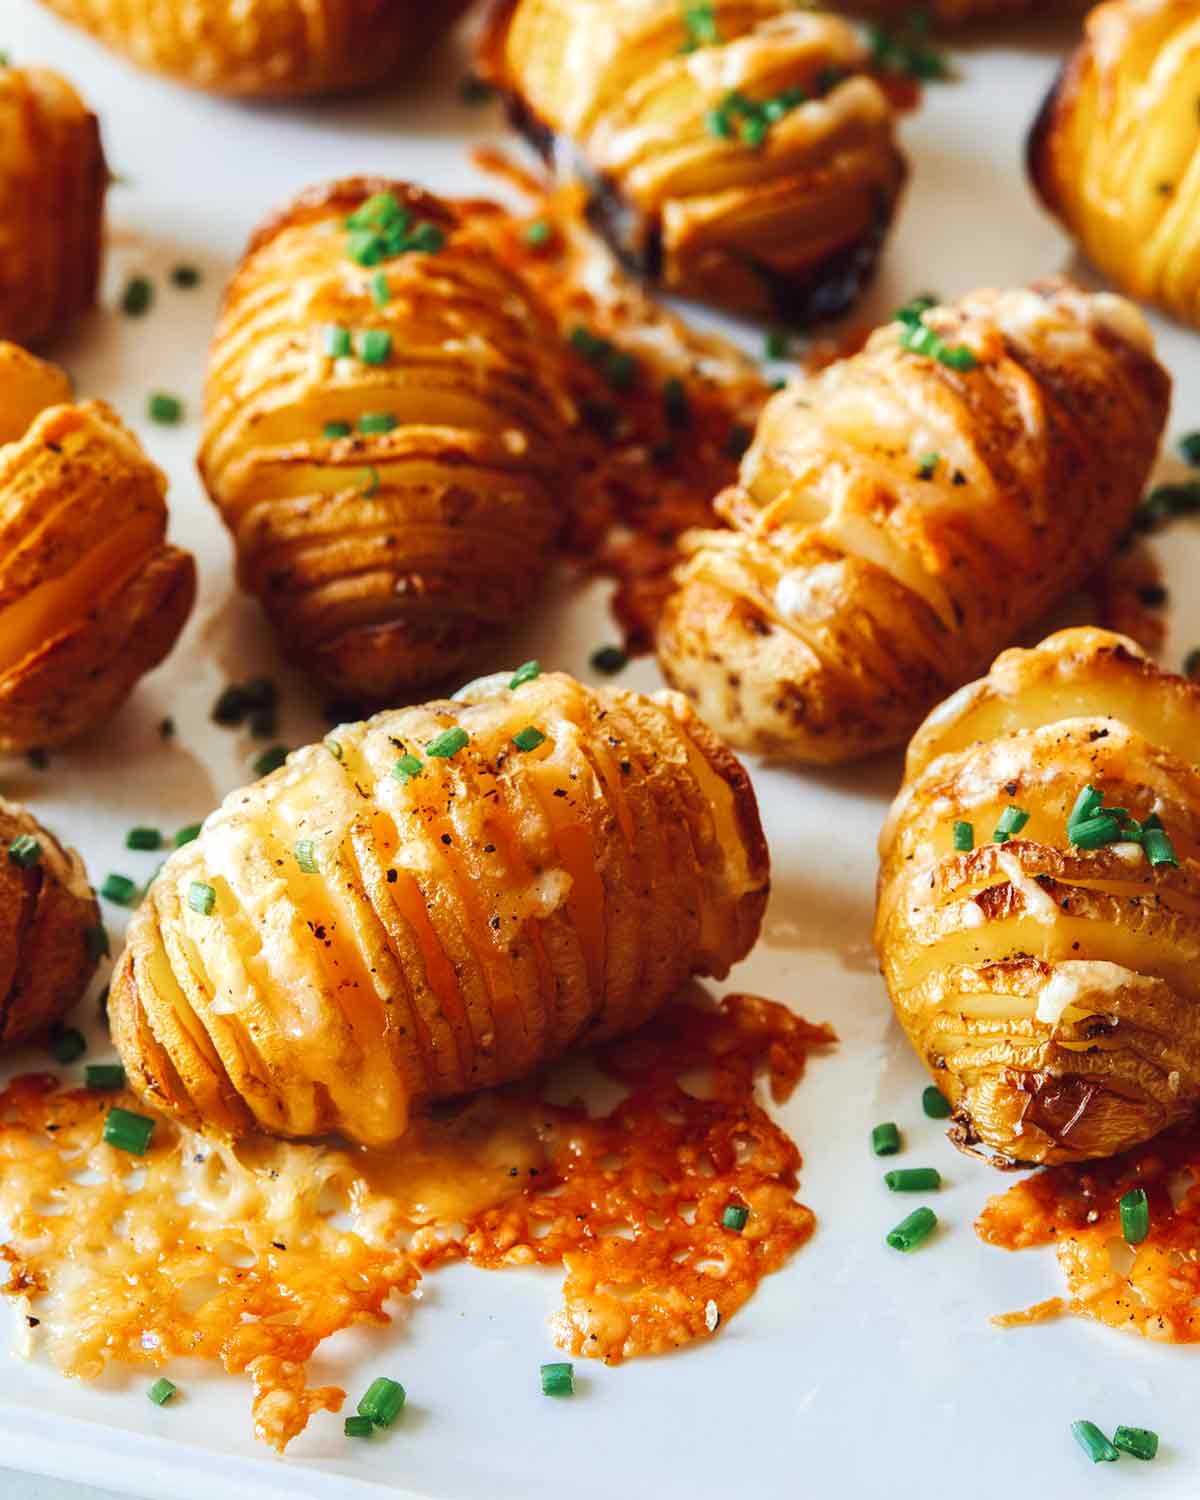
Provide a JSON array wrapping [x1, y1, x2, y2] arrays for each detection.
[[3, 4, 1200, 1496]]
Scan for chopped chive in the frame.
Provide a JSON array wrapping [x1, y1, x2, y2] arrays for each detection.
[[49, 1027, 86, 1064], [681, 1, 718, 50], [1185, 648, 1200, 678], [922, 1085, 952, 1119], [706, 106, 733, 139], [540, 1362, 574, 1397], [324, 324, 352, 357], [871, 1122, 901, 1156], [358, 411, 397, 434], [952, 820, 974, 851], [104, 1106, 155, 1155], [101, 873, 138, 907], [8, 834, 42, 868], [174, 823, 202, 848], [886, 1206, 937, 1252], [1071, 1420, 1119, 1464], [524, 219, 553, 247], [764, 329, 789, 360], [346, 192, 404, 230], [603, 349, 638, 391], [323, 420, 352, 439], [1113, 1426, 1158, 1461], [370, 271, 391, 306], [357, 1377, 406, 1427], [125, 827, 162, 851], [147, 1377, 176, 1405], [294, 840, 318, 874], [884, 1167, 941, 1192], [325, 737, 344, 760], [513, 726, 546, 752], [993, 805, 1029, 843], [1070, 812, 1121, 850], [406, 222, 445, 254], [1068, 784, 1104, 832], [509, 660, 541, 689], [917, 452, 939, 480], [148, 392, 183, 425], [392, 753, 423, 783], [1119, 1186, 1150, 1244], [1143, 827, 1179, 868], [344, 1414, 374, 1438], [85, 924, 110, 961], [170, 265, 201, 288], [85, 1063, 125, 1091], [663, 377, 691, 429], [426, 727, 469, 759], [894, 294, 938, 325], [1179, 432, 1200, 466], [120, 276, 153, 316], [357, 329, 392, 365], [212, 684, 247, 725], [590, 645, 627, 675], [897, 313, 977, 371], [188, 881, 216, 916], [252, 745, 288, 776], [346, 229, 386, 266], [362, 466, 381, 498], [721, 1203, 749, 1232]]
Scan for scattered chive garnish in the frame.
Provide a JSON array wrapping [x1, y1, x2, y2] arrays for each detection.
[[104, 1106, 155, 1154], [1113, 1426, 1159, 1461], [324, 420, 352, 439], [324, 324, 352, 358], [917, 452, 939, 480], [358, 411, 398, 434], [126, 827, 162, 851], [1071, 1420, 1119, 1464], [362, 467, 381, 498], [1143, 827, 1179, 868], [148, 392, 183, 425], [524, 219, 553, 247], [513, 726, 546, 752], [426, 727, 469, 759], [120, 276, 153, 316], [764, 328, 789, 359], [705, 85, 812, 148], [170, 265, 201, 288], [886, 1206, 937, 1252], [49, 1027, 86, 1064], [1133, 480, 1200, 532], [721, 1203, 749, 1232], [370, 271, 391, 306], [85, 1063, 125, 1091], [8, 834, 42, 868], [509, 660, 541, 689], [187, 881, 216, 916], [344, 1415, 374, 1438], [252, 745, 288, 776], [540, 1362, 574, 1397], [1178, 431, 1200, 466], [294, 840, 318, 874], [992, 805, 1029, 843], [357, 1377, 406, 1427], [922, 1085, 952, 1119], [392, 753, 423, 783], [591, 645, 628, 675], [952, 820, 974, 851], [868, 12, 951, 81], [174, 823, 202, 847], [681, 1, 718, 51], [871, 1122, 901, 1156], [897, 315, 977, 371], [101, 873, 138, 907], [357, 328, 392, 365], [147, 1377, 176, 1406], [884, 1167, 941, 1193], [1119, 1187, 1150, 1244]]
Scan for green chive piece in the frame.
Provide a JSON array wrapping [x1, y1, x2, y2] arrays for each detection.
[[706, 105, 733, 139], [603, 349, 638, 391], [1113, 1425, 1159, 1461], [294, 840, 318, 874], [895, 294, 938, 325], [681, 1, 718, 50], [370, 271, 391, 306], [1185, 648, 1200, 678], [1071, 1420, 1119, 1464], [362, 466, 381, 498], [509, 660, 541, 689], [524, 219, 553, 247], [85, 924, 110, 961], [897, 312, 978, 371], [324, 324, 352, 358], [1179, 432, 1200, 466], [212, 684, 247, 725], [1070, 812, 1121, 850], [884, 1167, 941, 1193], [85, 1063, 126, 1091], [120, 276, 153, 316], [344, 1415, 374, 1438], [8, 834, 42, 868], [426, 727, 469, 759], [922, 1085, 952, 1119], [393, 753, 423, 783], [147, 1377, 176, 1406], [764, 328, 789, 360], [993, 805, 1030, 843], [346, 229, 386, 266], [721, 1203, 749, 1232], [1120, 1187, 1150, 1244], [357, 1377, 406, 1427], [170, 265, 201, 289], [325, 737, 344, 760], [174, 823, 202, 847], [952, 820, 974, 851], [252, 745, 288, 776], [104, 1106, 155, 1155], [1068, 784, 1104, 832], [540, 1362, 574, 1397], [101, 873, 138, 907], [513, 726, 546, 752], [126, 827, 162, 852], [917, 452, 939, 480], [406, 222, 445, 254], [358, 411, 398, 434], [346, 192, 404, 230], [188, 881, 216, 916], [357, 329, 392, 365], [871, 1122, 901, 1156], [148, 392, 183, 425], [323, 420, 352, 439], [663, 377, 691, 429], [49, 1027, 86, 1064], [1143, 827, 1179, 868], [886, 1206, 937, 1252], [590, 645, 627, 675]]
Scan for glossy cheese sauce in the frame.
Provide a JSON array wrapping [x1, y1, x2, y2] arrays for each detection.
[[0, 992, 834, 1452]]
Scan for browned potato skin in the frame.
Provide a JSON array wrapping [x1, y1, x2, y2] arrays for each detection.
[[35, 0, 471, 99], [657, 282, 1169, 765], [109, 671, 770, 1145], [876, 627, 1200, 1167], [0, 353, 196, 753], [479, 0, 906, 321], [0, 66, 106, 348], [855, 0, 1081, 18], [199, 178, 574, 700], [0, 797, 100, 1047], [1029, 0, 1200, 328]]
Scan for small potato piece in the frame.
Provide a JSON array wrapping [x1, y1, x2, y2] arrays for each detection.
[[0, 345, 197, 752], [0, 65, 107, 347], [0, 797, 100, 1047], [656, 282, 1169, 764], [1029, 0, 1200, 328], [199, 178, 574, 699], [478, 1, 906, 321], [35, 0, 471, 99], [109, 670, 770, 1144], [876, 627, 1200, 1167]]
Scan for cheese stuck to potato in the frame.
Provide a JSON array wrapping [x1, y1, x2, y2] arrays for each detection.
[[109, 670, 770, 1146], [199, 178, 575, 699], [876, 627, 1200, 1167], [656, 282, 1169, 765]]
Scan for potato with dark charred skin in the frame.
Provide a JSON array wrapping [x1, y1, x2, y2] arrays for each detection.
[[34, 0, 472, 99], [655, 282, 1169, 765], [0, 798, 100, 1048], [478, 0, 906, 322], [876, 628, 1200, 1168], [0, 65, 107, 348]]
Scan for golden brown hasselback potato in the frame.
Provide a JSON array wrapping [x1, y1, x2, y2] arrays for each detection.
[[35, 0, 472, 99], [0, 65, 106, 347], [199, 179, 574, 700], [0, 343, 196, 753], [478, 1, 906, 320], [0, 797, 100, 1047], [656, 282, 1169, 765], [109, 669, 770, 1145], [876, 627, 1200, 1167], [1029, 0, 1200, 327]]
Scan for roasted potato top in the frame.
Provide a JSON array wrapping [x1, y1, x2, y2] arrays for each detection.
[[657, 282, 1169, 764], [110, 670, 770, 1145], [1030, 0, 1200, 327], [200, 179, 575, 699], [0, 65, 106, 347], [877, 628, 1200, 1166], [480, 0, 906, 319]]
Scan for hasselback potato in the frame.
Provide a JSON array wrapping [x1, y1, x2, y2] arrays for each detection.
[[876, 627, 1200, 1167], [199, 179, 573, 700], [0, 65, 106, 347], [0, 343, 196, 753], [478, 1, 906, 320], [34, 0, 471, 99], [0, 797, 100, 1047], [656, 282, 1169, 765], [1029, 0, 1200, 328], [109, 669, 770, 1144]]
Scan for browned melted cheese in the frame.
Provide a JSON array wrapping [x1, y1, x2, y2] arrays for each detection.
[[0, 993, 834, 1451], [977, 1116, 1200, 1340]]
